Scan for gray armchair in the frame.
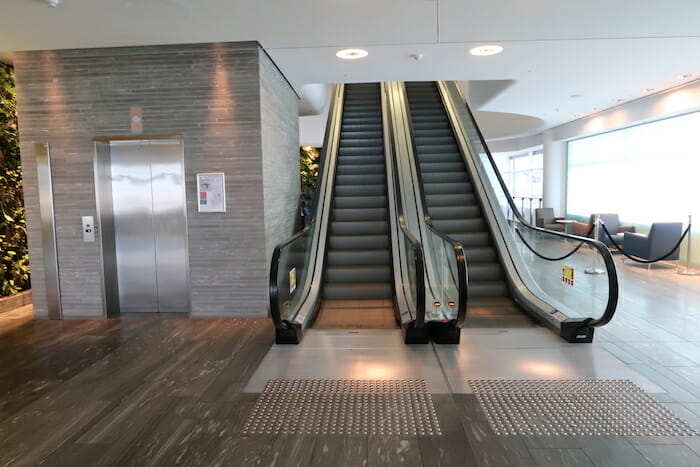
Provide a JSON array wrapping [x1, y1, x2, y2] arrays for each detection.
[[624, 222, 683, 262], [534, 208, 565, 232], [571, 213, 635, 246]]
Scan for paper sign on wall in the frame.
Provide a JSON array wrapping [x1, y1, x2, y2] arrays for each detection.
[[562, 264, 574, 286], [197, 173, 226, 213]]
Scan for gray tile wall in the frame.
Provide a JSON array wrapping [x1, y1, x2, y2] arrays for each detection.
[[14, 42, 299, 318], [259, 50, 300, 270]]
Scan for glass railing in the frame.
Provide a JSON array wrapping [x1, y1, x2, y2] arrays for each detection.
[[439, 81, 618, 340], [382, 85, 427, 334], [392, 82, 468, 335], [269, 85, 344, 343]]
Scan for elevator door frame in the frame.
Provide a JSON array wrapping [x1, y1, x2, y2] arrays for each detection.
[[93, 136, 191, 317]]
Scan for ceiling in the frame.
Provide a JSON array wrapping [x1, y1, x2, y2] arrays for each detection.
[[2, 0, 700, 138]]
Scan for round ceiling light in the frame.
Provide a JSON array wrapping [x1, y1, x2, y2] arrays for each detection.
[[679, 74, 693, 79], [643, 88, 655, 93], [469, 45, 503, 56], [336, 49, 368, 60]]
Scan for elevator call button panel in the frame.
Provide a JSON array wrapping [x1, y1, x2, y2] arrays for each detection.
[[82, 216, 95, 242]]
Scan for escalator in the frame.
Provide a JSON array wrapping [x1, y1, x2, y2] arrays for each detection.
[[405, 82, 523, 324], [400, 81, 619, 342], [316, 83, 394, 328], [270, 80, 619, 344], [269, 83, 427, 344]]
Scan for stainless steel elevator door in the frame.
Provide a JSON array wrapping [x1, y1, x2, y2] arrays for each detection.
[[109, 139, 189, 313]]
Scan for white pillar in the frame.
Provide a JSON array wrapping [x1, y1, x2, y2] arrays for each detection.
[[542, 130, 567, 217]]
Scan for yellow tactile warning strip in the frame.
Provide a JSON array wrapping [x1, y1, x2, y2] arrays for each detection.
[[243, 380, 441, 436]]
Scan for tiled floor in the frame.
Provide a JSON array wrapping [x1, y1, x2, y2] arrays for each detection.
[[1, 257, 700, 465]]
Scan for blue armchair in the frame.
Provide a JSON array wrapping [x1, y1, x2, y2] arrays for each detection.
[[623, 222, 683, 262]]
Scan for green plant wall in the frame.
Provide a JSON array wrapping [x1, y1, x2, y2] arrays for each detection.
[[0, 63, 30, 296], [300, 146, 320, 214]]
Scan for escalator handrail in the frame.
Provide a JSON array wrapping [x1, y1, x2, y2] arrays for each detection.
[[402, 83, 469, 328], [269, 85, 342, 331], [449, 83, 618, 328], [384, 85, 427, 328]]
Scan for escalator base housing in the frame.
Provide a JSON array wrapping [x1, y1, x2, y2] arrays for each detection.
[[404, 326, 430, 344], [429, 325, 461, 344], [275, 323, 303, 344], [560, 318, 595, 343]]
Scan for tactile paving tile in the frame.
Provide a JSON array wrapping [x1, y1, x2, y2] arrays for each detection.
[[243, 379, 441, 436], [469, 379, 699, 437]]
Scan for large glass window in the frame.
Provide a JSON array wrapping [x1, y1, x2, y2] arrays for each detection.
[[494, 147, 543, 199], [567, 111, 700, 225]]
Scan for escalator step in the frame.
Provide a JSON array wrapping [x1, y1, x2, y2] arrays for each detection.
[[467, 263, 504, 281], [333, 208, 388, 222], [335, 184, 386, 197], [426, 193, 476, 206], [419, 161, 466, 173], [327, 249, 391, 266], [326, 264, 391, 283], [336, 164, 385, 176], [329, 234, 390, 250], [330, 221, 389, 235], [323, 282, 392, 300], [432, 218, 486, 233], [429, 205, 481, 219], [423, 182, 472, 195], [467, 280, 510, 298], [335, 195, 387, 209], [336, 174, 385, 186]]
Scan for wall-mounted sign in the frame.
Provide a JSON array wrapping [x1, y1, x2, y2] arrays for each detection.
[[562, 264, 574, 286], [197, 172, 226, 213]]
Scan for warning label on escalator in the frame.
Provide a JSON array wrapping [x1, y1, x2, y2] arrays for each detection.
[[562, 264, 574, 286]]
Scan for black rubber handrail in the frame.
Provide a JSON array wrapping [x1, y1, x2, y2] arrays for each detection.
[[269, 85, 342, 331], [402, 83, 469, 328], [384, 86, 427, 328], [450, 83, 618, 328]]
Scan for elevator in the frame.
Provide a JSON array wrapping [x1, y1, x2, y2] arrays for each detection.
[[94, 138, 190, 315]]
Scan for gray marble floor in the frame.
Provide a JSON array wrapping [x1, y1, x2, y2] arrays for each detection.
[[0, 257, 699, 466]]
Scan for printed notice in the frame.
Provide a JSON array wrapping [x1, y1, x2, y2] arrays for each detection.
[[562, 264, 574, 286], [289, 267, 297, 294], [197, 173, 226, 213]]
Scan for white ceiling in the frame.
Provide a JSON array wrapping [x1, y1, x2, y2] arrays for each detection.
[[2, 0, 700, 137]]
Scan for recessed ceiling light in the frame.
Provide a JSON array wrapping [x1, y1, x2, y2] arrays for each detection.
[[592, 107, 599, 111], [571, 114, 580, 119], [336, 49, 368, 60], [615, 98, 625, 102], [569, 94, 584, 99], [643, 88, 655, 93], [679, 74, 693, 79], [469, 45, 503, 56]]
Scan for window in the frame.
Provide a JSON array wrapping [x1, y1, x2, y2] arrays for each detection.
[[494, 147, 543, 199], [567, 111, 700, 225]]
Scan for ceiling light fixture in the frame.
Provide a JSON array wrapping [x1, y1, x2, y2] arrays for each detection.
[[615, 98, 625, 103], [469, 45, 503, 56], [679, 74, 693, 79], [643, 88, 655, 93], [46, 0, 59, 6], [569, 94, 584, 99], [571, 114, 580, 119], [336, 49, 368, 60]]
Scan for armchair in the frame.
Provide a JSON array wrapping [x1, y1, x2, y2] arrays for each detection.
[[534, 208, 565, 232], [624, 222, 682, 263], [571, 213, 635, 247]]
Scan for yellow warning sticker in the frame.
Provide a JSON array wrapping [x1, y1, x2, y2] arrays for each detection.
[[562, 264, 574, 286]]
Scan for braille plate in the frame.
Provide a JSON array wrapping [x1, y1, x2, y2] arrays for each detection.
[[469, 379, 699, 436], [243, 379, 441, 436]]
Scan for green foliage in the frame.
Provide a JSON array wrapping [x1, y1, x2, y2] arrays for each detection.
[[0, 63, 30, 296], [300, 146, 320, 213]]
